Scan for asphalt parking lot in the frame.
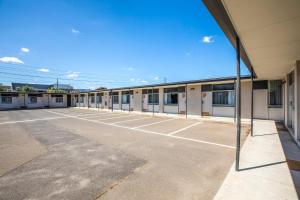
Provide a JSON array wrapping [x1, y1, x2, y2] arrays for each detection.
[[0, 108, 249, 200]]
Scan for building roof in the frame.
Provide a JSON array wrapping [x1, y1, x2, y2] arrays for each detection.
[[12, 83, 50, 91], [76, 75, 251, 93]]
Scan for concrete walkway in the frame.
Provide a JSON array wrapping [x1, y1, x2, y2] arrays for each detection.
[[214, 120, 300, 200]]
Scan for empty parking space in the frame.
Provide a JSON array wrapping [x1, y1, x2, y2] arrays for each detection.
[[0, 108, 249, 200], [138, 118, 201, 135], [174, 121, 249, 146]]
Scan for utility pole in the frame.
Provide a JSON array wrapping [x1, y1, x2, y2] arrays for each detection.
[[56, 78, 59, 93]]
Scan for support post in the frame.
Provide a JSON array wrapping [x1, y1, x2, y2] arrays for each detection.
[[111, 90, 113, 112], [185, 84, 188, 118], [87, 92, 90, 109], [152, 87, 154, 116], [129, 90, 131, 112], [251, 68, 254, 136], [235, 36, 241, 172]]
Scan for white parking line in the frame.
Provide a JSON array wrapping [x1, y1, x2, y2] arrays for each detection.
[[0, 116, 70, 125], [111, 117, 152, 124], [45, 110, 235, 149], [132, 118, 176, 129], [167, 122, 203, 136], [83, 113, 125, 119], [98, 115, 134, 121]]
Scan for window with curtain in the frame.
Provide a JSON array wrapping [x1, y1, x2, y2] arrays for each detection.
[[269, 80, 282, 106], [56, 97, 63, 103], [1, 96, 12, 104], [80, 96, 84, 103], [91, 96, 95, 103], [212, 91, 235, 106], [113, 95, 119, 104], [148, 93, 159, 104], [164, 93, 178, 105], [29, 96, 37, 104], [122, 94, 130, 104]]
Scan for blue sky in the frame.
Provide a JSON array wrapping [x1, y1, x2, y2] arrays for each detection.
[[0, 0, 249, 89]]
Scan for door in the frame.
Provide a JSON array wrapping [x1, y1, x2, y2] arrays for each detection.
[[288, 84, 294, 130], [253, 89, 268, 119], [67, 95, 71, 107], [142, 94, 148, 111], [202, 92, 212, 116]]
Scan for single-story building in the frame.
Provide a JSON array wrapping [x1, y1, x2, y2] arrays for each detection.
[[0, 92, 68, 109], [71, 76, 284, 121]]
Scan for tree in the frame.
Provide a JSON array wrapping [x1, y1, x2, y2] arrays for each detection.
[[15, 86, 35, 92], [47, 87, 66, 93]]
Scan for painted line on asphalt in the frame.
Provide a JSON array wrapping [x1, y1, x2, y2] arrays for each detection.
[[45, 110, 235, 149], [0, 116, 70, 125], [98, 115, 135, 121], [111, 117, 152, 124], [83, 113, 125, 119], [167, 122, 203, 136], [132, 118, 176, 129]]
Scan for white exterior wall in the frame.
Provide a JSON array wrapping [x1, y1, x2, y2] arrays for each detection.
[[164, 105, 178, 114], [0, 96, 20, 109], [178, 92, 186, 114], [26, 95, 44, 108], [212, 106, 235, 117], [49, 95, 67, 108]]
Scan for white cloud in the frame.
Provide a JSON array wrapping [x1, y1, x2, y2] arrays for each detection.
[[153, 76, 160, 80], [38, 68, 49, 73], [0, 57, 24, 64], [122, 67, 134, 71], [71, 28, 80, 34], [21, 47, 30, 53], [129, 78, 148, 84], [185, 52, 191, 56], [66, 71, 80, 78], [202, 36, 214, 43]]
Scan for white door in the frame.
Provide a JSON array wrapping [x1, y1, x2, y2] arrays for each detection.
[[202, 92, 212, 116], [288, 84, 294, 130], [142, 94, 148, 111], [253, 90, 268, 119]]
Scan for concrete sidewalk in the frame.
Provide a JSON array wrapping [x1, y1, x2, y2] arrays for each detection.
[[214, 120, 300, 200]]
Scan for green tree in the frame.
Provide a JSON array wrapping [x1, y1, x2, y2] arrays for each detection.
[[15, 86, 35, 92], [47, 87, 66, 93]]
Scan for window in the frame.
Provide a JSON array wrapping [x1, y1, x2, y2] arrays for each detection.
[[29, 96, 37, 104], [213, 91, 235, 106], [164, 93, 178, 105], [80, 96, 84, 103], [91, 96, 95, 103], [1, 96, 12, 104], [97, 93, 103, 103], [148, 93, 159, 104], [122, 94, 130, 104], [96, 96, 102, 103], [113, 95, 119, 104], [56, 97, 63, 103], [212, 83, 235, 106], [269, 80, 282, 107]]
